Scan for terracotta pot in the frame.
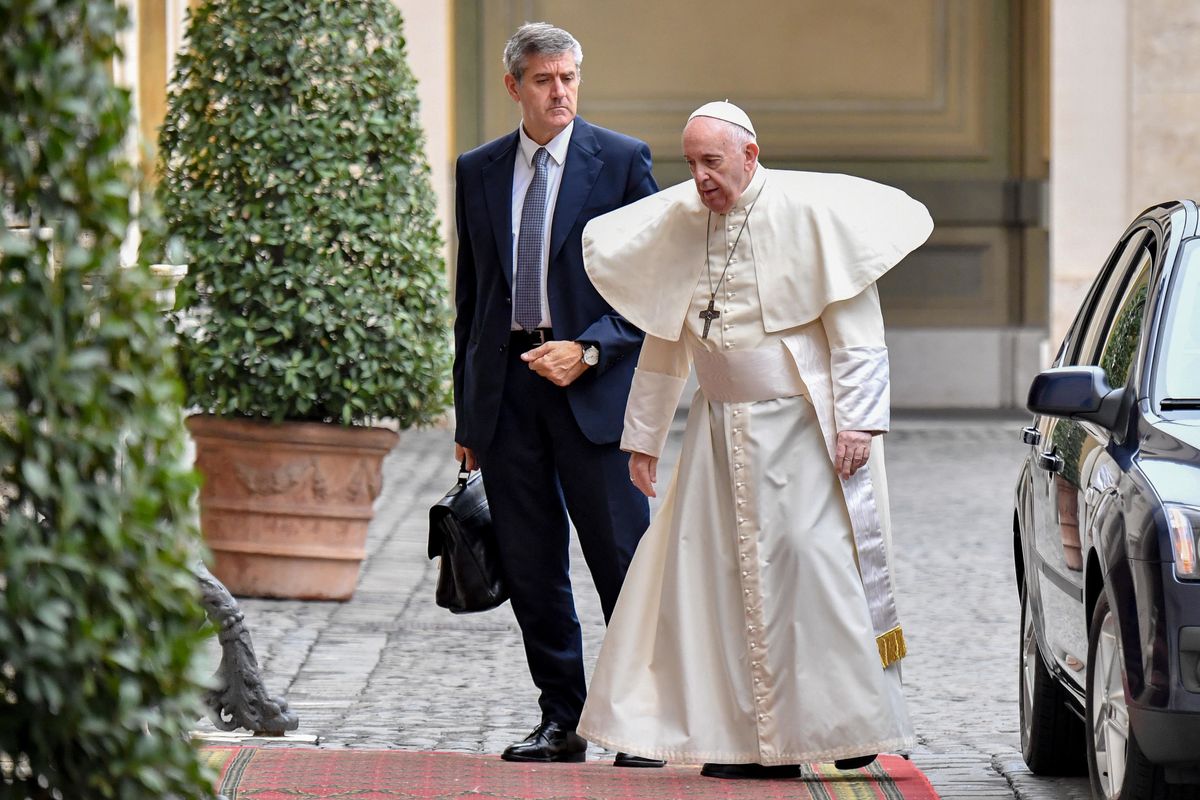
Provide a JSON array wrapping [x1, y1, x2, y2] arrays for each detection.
[[1054, 475, 1084, 572], [186, 415, 398, 600]]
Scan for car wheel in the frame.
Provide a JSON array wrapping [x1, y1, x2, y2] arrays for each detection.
[[1086, 591, 1200, 800], [1020, 584, 1087, 774]]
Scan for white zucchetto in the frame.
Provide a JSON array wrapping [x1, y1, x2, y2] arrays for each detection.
[[687, 100, 756, 137]]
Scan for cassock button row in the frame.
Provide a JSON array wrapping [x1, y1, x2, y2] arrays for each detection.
[[757, 714, 765, 721]]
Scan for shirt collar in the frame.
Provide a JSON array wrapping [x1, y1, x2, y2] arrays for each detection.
[[518, 120, 574, 168], [730, 164, 767, 213]]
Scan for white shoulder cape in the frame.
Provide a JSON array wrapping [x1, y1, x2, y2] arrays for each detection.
[[582, 167, 934, 341]]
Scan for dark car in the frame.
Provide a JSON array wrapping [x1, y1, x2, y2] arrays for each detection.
[[1014, 200, 1200, 799]]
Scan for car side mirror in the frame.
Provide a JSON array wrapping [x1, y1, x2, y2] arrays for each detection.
[[1027, 366, 1127, 432]]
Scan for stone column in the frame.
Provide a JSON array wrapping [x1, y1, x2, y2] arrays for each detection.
[[1127, 2, 1200, 213], [1051, 0, 1200, 343], [392, 0, 454, 265], [1049, 0, 1130, 343]]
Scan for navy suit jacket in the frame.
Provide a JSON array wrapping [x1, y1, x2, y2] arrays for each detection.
[[453, 117, 658, 452]]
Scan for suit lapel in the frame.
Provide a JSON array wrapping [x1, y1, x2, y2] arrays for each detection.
[[481, 133, 519, 287], [550, 118, 602, 263]]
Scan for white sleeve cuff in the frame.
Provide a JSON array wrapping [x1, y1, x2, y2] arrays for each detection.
[[830, 345, 890, 433], [620, 369, 688, 457]]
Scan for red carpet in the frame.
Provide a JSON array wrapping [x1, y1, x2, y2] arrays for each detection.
[[203, 747, 940, 799]]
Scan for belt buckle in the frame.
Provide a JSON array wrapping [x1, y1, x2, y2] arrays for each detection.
[[533, 329, 547, 346]]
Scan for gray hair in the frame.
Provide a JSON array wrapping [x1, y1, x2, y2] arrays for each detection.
[[503, 22, 583, 83], [685, 116, 757, 151], [725, 121, 756, 149]]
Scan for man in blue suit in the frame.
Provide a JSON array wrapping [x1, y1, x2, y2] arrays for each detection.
[[452, 23, 660, 765]]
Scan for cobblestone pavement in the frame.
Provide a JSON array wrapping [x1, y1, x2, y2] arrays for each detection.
[[194, 414, 1093, 800]]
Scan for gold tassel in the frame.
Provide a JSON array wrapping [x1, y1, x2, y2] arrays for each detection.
[[876, 626, 907, 667]]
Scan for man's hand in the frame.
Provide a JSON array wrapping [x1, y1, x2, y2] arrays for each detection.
[[834, 430, 872, 480], [629, 451, 658, 498], [521, 340, 588, 387], [454, 442, 478, 472]]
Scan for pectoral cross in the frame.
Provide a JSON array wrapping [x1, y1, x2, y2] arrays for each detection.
[[699, 297, 720, 339]]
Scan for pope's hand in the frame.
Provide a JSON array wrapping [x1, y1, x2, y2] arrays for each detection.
[[629, 451, 658, 498], [834, 430, 872, 480], [522, 340, 588, 387]]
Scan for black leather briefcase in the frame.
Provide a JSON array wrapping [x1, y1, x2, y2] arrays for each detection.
[[428, 463, 508, 613]]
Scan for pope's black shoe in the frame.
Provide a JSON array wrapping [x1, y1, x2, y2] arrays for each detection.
[[833, 754, 878, 770], [614, 752, 666, 768], [700, 763, 802, 779], [501, 721, 587, 763]]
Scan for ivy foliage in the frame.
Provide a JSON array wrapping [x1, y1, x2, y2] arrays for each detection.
[[158, 0, 452, 426], [1100, 281, 1149, 390], [0, 2, 213, 798]]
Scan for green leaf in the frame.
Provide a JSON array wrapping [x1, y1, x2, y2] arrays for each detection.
[[1, 2, 214, 796], [158, 0, 451, 427]]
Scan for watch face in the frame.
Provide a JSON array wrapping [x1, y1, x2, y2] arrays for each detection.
[[583, 345, 599, 366]]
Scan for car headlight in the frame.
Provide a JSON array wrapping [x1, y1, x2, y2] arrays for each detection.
[[1166, 503, 1200, 580]]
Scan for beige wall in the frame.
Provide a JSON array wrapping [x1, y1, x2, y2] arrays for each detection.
[[478, 0, 1003, 177], [1051, 0, 1200, 343], [1050, 0, 1130, 343], [391, 0, 454, 256]]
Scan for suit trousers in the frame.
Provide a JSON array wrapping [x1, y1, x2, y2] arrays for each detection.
[[479, 345, 649, 728]]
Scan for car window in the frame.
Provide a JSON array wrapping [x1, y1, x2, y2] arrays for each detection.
[[1159, 238, 1200, 400], [1060, 230, 1150, 367], [1074, 236, 1155, 368], [1097, 259, 1151, 387]]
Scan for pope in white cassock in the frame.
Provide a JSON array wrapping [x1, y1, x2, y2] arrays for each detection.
[[574, 102, 934, 779]]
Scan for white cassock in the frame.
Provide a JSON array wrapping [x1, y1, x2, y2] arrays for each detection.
[[575, 165, 933, 765]]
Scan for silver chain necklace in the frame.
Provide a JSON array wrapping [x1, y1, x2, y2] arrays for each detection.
[[699, 180, 766, 339]]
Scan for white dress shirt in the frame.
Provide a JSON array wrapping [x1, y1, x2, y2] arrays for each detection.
[[511, 120, 573, 330]]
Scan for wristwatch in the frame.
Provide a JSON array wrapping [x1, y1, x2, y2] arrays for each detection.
[[578, 342, 600, 367]]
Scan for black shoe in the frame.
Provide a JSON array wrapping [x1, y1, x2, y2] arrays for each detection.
[[614, 752, 666, 768], [501, 721, 587, 763], [700, 763, 802, 779], [833, 754, 877, 770]]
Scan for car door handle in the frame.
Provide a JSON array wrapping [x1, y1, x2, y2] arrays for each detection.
[[1021, 426, 1042, 446], [1036, 451, 1064, 473]]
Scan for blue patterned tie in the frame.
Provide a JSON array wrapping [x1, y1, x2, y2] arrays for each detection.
[[514, 147, 550, 331]]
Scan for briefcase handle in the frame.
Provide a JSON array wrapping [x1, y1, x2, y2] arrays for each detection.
[[458, 458, 471, 487]]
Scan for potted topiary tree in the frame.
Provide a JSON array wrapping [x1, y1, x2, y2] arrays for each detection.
[[0, 2, 214, 797], [158, 0, 451, 600]]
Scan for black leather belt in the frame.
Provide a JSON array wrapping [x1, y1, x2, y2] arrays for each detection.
[[509, 328, 552, 350]]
